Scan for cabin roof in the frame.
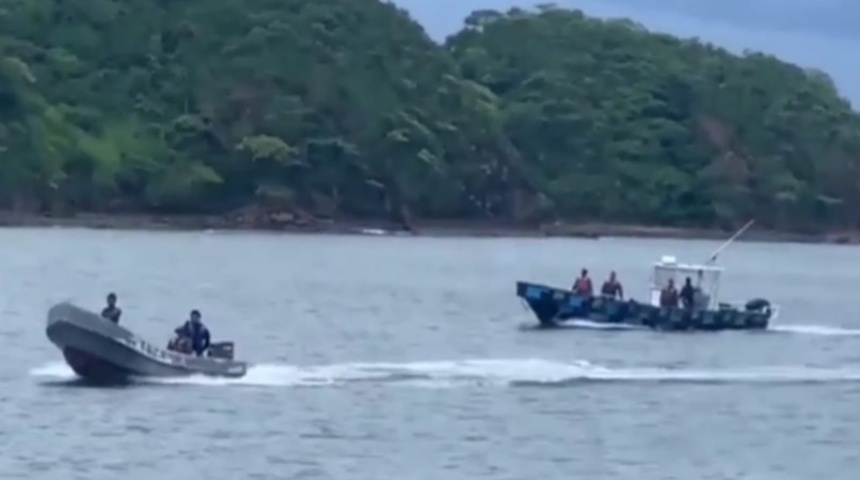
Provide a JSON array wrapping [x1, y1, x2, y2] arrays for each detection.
[[652, 255, 723, 273]]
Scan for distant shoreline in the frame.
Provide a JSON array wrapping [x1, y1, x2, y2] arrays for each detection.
[[0, 211, 856, 245]]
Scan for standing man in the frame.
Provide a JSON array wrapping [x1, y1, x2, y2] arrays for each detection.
[[601, 271, 624, 300], [680, 277, 696, 309], [572, 268, 593, 296], [659, 279, 679, 308]]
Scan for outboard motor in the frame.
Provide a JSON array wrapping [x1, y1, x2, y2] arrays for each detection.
[[207, 341, 235, 360], [744, 298, 771, 314]]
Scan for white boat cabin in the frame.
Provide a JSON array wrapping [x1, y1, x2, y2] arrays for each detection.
[[648, 255, 723, 310]]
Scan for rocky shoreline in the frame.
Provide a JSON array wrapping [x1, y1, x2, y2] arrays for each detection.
[[0, 211, 856, 245]]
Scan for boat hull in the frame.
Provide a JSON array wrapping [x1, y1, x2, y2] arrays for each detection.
[[46, 302, 248, 383], [516, 281, 772, 331]]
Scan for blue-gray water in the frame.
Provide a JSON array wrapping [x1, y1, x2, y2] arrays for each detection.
[[3, 228, 860, 479]]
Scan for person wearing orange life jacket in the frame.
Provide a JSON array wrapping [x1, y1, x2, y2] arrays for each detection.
[[659, 279, 679, 308], [572, 268, 593, 296]]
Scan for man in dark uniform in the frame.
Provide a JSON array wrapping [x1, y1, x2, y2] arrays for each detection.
[[680, 277, 696, 309], [174, 309, 211, 356], [101, 292, 122, 323]]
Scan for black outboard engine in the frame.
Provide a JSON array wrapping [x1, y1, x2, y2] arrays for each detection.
[[207, 342, 235, 360], [744, 298, 771, 315]]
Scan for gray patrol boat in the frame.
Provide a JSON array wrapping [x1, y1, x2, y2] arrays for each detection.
[[46, 302, 248, 383]]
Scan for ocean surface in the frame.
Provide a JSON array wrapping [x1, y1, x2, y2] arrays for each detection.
[[2, 227, 860, 480]]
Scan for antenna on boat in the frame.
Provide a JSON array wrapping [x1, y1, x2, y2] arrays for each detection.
[[706, 219, 755, 265]]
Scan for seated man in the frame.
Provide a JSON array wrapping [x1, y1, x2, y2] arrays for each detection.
[[101, 293, 122, 324], [168, 336, 193, 354], [173, 309, 211, 356]]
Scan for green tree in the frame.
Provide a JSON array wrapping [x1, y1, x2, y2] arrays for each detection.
[[0, 1, 858, 233]]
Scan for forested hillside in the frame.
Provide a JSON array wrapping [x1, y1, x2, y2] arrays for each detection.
[[1, 1, 859, 232]]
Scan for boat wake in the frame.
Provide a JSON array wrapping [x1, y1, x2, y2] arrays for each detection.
[[550, 320, 645, 331], [28, 358, 860, 388], [519, 321, 860, 336], [769, 324, 860, 336]]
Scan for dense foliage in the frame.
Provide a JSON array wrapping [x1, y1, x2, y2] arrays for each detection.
[[1, 1, 859, 231]]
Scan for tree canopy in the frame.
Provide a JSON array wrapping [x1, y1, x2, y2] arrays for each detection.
[[1, 1, 859, 232]]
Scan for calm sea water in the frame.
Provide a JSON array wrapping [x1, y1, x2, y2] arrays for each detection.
[[2, 227, 860, 480]]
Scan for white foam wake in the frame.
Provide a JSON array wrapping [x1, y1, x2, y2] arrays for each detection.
[[358, 228, 388, 236], [550, 321, 860, 336], [770, 324, 860, 336], [558, 320, 645, 331], [29, 362, 76, 379], [28, 358, 860, 388]]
